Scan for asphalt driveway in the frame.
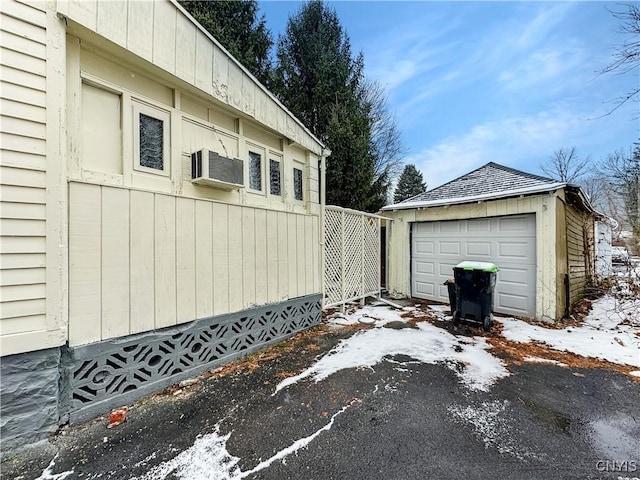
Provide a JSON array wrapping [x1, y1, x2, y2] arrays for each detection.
[[3, 313, 639, 480]]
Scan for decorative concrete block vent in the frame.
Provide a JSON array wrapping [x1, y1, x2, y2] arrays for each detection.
[[62, 295, 322, 423]]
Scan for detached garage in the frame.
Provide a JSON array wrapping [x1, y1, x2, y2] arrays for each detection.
[[382, 162, 595, 322]]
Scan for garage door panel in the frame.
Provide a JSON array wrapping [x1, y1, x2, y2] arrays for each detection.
[[439, 262, 457, 276], [411, 214, 536, 317], [415, 260, 434, 275], [412, 276, 435, 296], [414, 240, 434, 255], [496, 291, 530, 314], [466, 242, 491, 257], [440, 222, 461, 233], [467, 218, 491, 232], [416, 222, 435, 234], [498, 267, 529, 286], [499, 216, 532, 231], [498, 242, 532, 259], [439, 242, 461, 255]]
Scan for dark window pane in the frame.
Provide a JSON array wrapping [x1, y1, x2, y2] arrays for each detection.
[[139, 113, 164, 170], [249, 151, 262, 190], [270, 159, 281, 196], [294, 167, 303, 201]]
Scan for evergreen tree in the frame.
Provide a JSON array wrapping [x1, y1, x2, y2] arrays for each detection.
[[394, 164, 427, 203], [180, 0, 273, 86], [272, 0, 397, 212]]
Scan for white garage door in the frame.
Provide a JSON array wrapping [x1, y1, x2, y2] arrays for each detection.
[[411, 214, 536, 317]]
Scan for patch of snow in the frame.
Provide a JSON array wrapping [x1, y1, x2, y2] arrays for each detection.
[[522, 356, 567, 367], [500, 295, 640, 368], [276, 315, 509, 394], [130, 425, 241, 480], [455, 260, 498, 272], [428, 304, 450, 313], [630, 371, 640, 377], [32, 456, 73, 480], [448, 401, 541, 460], [327, 305, 410, 327], [131, 405, 354, 480]]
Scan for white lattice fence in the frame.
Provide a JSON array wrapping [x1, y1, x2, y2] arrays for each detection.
[[324, 206, 383, 308]]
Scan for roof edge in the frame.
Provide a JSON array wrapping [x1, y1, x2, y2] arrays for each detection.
[[382, 182, 567, 211], [171, 0, 326, 151]]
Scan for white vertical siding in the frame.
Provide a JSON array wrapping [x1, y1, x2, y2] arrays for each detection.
[[176, 198, 196, 324], [129, 190, 155, 334], [100, 187, 130, 339], [67, 182, 321, 346], [68, 182, 101, 345], [194, 201, 213, 318]]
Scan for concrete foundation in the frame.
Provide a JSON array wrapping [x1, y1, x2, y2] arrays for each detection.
[[1, 348, 61, 452]]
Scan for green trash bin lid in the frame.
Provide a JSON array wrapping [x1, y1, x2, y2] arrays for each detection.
[[455, 260, 499, 273]]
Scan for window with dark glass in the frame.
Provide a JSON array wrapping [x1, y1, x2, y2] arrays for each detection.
[[293, 167, 303, 201], [139, 113, 164, 170], [270, 159, 281, 196], [249, 151, 262, 190]]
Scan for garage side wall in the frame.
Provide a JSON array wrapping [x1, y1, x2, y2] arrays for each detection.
[[565, 201, 595, 307], [385, 193, 560, 321]]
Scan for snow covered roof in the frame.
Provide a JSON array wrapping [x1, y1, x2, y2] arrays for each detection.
[[382, 162, 566, 211]]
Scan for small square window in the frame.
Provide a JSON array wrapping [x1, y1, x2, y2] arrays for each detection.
[[139, 113, 164, 170], [270, 159, 281, 196], [133, 101, 170, 176], [249, 151, 262, 191], [293, 167, 303, 201]]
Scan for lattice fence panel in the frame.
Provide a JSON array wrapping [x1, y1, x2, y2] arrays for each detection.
[[362, 216, 380, 294], [324, 206, 382, 308], [324, 209, 343, 306]]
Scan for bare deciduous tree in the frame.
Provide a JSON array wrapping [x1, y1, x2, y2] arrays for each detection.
[[362, 79, 406, 184], [540, 146, 591, 184], [580, 175, 607, 208], [600, 145, 640, 234], [601, 3, 640, 115]]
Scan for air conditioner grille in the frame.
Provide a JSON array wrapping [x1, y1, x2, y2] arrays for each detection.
[[209, 151, 243, 185]]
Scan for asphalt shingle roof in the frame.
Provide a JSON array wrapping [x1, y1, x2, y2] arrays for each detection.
[[383, 162, 566, 210]]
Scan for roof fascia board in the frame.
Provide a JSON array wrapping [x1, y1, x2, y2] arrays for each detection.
[[170, 0, 326, 151], [382, 183, 566, 211]]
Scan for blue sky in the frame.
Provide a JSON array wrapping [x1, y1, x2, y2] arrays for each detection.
[[259, 1, 639, 190]]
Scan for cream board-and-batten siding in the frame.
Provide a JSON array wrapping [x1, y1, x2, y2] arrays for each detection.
[[1, 0, 67, 356], [68, 183, 320, 346]]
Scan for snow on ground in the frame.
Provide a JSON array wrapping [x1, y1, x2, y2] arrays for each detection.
[[276, 306, 510, 394], [448, 400, 541, 460], [128, 404, 355, 480], [326, 304, 409, 326], [33, 456, 73, 480], [500, 295, 640, 370]]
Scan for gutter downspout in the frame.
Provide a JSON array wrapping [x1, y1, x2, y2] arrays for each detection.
[[319, 148, 329, 308]]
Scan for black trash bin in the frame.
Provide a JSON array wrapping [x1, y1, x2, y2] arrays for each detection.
[[443, 279, 457, 316], [452, 261, 499, 331]]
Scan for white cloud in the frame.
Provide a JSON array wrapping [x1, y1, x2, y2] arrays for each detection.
[[405, 109, 587, 188], [498, 46, 587, 93]]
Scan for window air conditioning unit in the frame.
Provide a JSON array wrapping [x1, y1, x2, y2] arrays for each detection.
[[191, 149, 244, 190]]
